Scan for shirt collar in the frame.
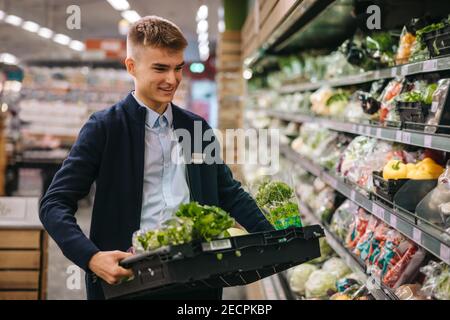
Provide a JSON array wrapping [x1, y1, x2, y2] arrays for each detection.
[[131, 91, 173, 128]]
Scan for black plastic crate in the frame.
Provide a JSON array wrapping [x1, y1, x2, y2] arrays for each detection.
[[422, 25, 450, 58], [396, 101, 430, 131], [101, 225, 324, 300], [372, 171, 409, 205]]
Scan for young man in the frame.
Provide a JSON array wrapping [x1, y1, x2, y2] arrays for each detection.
[[39, 16, 272, 300]]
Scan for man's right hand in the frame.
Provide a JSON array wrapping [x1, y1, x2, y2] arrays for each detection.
[[88, 250, 134, 285]]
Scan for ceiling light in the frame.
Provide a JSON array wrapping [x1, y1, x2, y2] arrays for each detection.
[[0, 53, 19, 65], [106, 0, 130, 11], [38, 27, 54, 39], [22, 21, 40, 33], [121, 10, 140, 23], [5, 15, 23, 26], [53, 34, 71, 45], [197, 20, 208, 33], [196, 5, 208, 22], [0, 10, 5, 21], [69, 40, 85, 51], [199, 41, 209, 49], [190, 62, 205, 73]]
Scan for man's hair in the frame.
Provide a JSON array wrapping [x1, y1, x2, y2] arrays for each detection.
[[127, 15, 188, 56]]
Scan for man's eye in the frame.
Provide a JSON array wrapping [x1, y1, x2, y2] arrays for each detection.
[[175, 67, 183, 71], [154, 68, 166, 72]]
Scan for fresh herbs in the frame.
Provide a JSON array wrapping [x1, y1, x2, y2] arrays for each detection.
[[255, 180, 302, 228], [134, 202, 235, 252], [175, 202, 235, 242]]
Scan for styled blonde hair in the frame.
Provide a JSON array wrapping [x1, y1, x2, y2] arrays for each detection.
[[127, 15, 188, 57]]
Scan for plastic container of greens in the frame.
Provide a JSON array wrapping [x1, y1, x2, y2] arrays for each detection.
[[101, 225, 324, 300], [422, 25, 450, 58]]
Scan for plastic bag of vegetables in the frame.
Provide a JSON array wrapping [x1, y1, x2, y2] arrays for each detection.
[[309, 237, 334, 264], [322, 257, 351, 279], [305, 270, 337, 299], [420, 261, 450, 300], [289, 263, 318, 296], [255, 180, 302, 229]]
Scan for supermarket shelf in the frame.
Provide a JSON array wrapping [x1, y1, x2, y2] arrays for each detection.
[[245, 0, 335, 68], [278, 56, 450, 94], [280, 143, 450, 265], [264, 109, 450, 153], [260, 275, 288, 300], [298, 201, 394, 300]]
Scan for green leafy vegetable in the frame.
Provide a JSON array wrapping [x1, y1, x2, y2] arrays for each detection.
[[176, 202, 235, 242], [255, 181, 294, 208]]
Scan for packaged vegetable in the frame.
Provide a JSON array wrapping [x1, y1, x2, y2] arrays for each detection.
[[133, 217, 194, 252], [322, 257, 351, 279], [330, 200, 357, 241], [305, 270, 337, 299], [420, 261, 450, 300], [353, 215, 381, 262], [176, 202, 235, 241], [395, 27, 416, 65], [379, 78, 405, 124], [416, 160, 450, 228], [254, 180, 302, 229], [346, 208, 370, 249], [425, 79, 450, 133], [289, 263, 318, 295]]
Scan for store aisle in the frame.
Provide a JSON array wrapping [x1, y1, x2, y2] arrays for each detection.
[[46, 201, 246, 300]]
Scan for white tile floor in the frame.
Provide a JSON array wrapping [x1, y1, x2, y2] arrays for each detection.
[[46, 201, 246, 300]]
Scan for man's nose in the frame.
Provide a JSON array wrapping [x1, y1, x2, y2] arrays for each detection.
[[166, 71, 177, 85]]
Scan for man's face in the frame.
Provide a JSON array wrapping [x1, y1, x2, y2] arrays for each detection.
[[126, 46, 185, 107]]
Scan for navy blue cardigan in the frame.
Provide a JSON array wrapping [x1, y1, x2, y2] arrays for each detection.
[[39, 93, 272, 299]]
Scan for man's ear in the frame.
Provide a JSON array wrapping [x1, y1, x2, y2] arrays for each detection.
[[125, 57, 136, 76]]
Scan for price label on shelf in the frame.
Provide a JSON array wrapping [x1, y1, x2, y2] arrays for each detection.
[[402, 132, 411, 144], [391, 68, 398, 77], [431, 101, 439, 113], [401, 65, 409, 76], [376, 128, 382, 138], [424, 135, 433, 148], [350, 190, 356, 202], [352, 124, 358, 132], [390, 215, 397, 228], [359, 126, 365, 135], [423, 59, 438, 72], [396, 130, 403, 142], [440, 244, 450, 264], [374, 70, 381, 78], [413, 227, 422, 244], [365, 126, 371, 136], [371, 203, 384, 219]]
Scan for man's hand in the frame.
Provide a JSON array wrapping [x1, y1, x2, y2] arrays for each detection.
[[88, 250, 134, 285]]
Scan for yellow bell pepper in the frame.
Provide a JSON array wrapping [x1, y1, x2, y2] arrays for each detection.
[[415, 158, 444, 179], [406, 168, 435, 180], [383, 160, 408, 180]]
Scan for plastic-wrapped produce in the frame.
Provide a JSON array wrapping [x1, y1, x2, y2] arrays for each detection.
[[353, 215, 381, 262], [395, 27, 416, 65], [322, 257, 351, 279], [310, 237, 334, 265], [425, 79, 450, 133], [289, 263, 318, 295], [416, 160, 450, 228], [420, 261, 450, 300], [346, 208, 370, 249], [305, 270, 337, 299], [310, 86, 334, 116], [330, 200, 357, 241], [379, 77, 405, 124], [395, 284, 428, 300]]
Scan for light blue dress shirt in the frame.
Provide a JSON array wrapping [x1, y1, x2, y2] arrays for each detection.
[[132, 92, 190, 230]]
